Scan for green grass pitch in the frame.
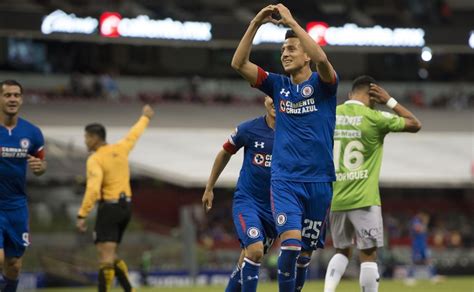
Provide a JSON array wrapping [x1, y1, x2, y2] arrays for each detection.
[[40, 277, 474, 292]]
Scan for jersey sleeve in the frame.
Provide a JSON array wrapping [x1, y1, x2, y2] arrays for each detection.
[[316, 72, 339, 97], [118, 116, 150, 153], [222, 123, 247, 154], [78, 156, 103, 218], [375, 111, 406, 136], [253, 66, 280, 100], [31, 127, 45, 160]]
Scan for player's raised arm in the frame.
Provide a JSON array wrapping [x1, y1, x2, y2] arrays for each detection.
[[231, 5, 278, 85], [202, 149, 233, 212], [275, 3, 336, 83], [369, 84, 422, 133]]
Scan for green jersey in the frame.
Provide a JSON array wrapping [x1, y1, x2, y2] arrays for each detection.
[[331, 100, 405, 211]]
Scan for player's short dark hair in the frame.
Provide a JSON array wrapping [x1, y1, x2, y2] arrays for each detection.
[[351, 75, 376, 92], [85, 123, 106, 141], [285, 29, 297, 39], [0, 80, 23, 94]]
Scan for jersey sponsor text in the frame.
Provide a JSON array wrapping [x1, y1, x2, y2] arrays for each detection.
[[336, 115, 363, 126], [279, 98, 318, 115]]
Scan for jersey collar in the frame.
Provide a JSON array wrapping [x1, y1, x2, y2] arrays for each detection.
[[344, 100, 365, 106]]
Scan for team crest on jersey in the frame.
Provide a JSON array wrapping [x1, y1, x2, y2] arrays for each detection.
[[301, 85, 314, 98], [247, 227, 260, 239], [20, 138, 30, 149], [276, 213, 287, 226]]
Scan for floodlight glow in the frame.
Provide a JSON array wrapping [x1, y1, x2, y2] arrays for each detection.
[[41, 10, 212, 41], [41, 9, 98, 35], [322, 24, 425, 47], [118, 16, 212, 41], [418, 68, 429, 79], [254, 22, 425, 47], [421, 47, 432, 62], [469, 31, 474, 49], [253, 23, 288, 45]]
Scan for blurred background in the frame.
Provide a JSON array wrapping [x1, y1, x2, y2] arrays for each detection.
[[0, 0, 472, 289]]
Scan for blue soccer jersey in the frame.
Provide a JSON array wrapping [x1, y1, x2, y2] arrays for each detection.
[[224, 116, 274, 205], [410, 216, 428, 261], [254, 67, 338, 182], [0, 118, 45, 210], [223, 116, 277, 248]]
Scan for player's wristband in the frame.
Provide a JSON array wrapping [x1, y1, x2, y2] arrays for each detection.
[[386, 97, 398, 109]]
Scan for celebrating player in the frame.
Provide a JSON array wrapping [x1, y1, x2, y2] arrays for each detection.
[[76, 105, 154, 292], [323, 76, 421, 292], [202, 96, 276, 292], [232, 3, 338, 291], [0, 80, 47, 292]]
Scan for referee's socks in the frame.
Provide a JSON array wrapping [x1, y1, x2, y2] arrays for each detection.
[[114, 259, 133, 292], [98, 263, 115, 292]]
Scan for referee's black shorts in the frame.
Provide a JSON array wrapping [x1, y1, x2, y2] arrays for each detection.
[[94, 201, 131, 244]]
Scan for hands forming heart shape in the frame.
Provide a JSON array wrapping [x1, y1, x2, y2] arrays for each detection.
[[254, 3, 295, 27]]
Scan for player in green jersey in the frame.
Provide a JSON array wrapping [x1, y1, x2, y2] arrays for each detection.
[[324, 76, 421, 292]]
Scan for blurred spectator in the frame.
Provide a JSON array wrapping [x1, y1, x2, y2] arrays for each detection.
[[140, 250, 152, 286], [409, 90, 425, 108], [99, 72, 120, 101]]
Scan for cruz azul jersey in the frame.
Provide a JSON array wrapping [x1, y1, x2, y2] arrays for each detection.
[[332, 100, 405, 211], [410, 216, 428, 250], [223, 116, 274, 205], [255, 67, 338, 182], [0, 118, 44, 210]]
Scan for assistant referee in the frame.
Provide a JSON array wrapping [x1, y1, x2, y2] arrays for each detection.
[[76, 105, 154, 292]]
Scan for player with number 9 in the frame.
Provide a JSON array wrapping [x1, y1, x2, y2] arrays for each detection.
[[0, 80, 47, 292]]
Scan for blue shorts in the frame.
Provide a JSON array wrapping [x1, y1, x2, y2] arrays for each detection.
[[412, 246, 429, 263], [0, 207, 30, 258], [271, 180, 332, 251], [233, 199, 277, 253]]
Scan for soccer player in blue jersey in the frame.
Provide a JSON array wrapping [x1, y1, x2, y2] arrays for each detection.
[[232, 4, 338, 291], [0, 80, 46, 292], [202, 96, 276, 292], [406, 211, 441, 285]]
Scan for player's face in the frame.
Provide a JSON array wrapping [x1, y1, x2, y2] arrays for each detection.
[[281, 38, 310, 74], [264, 96, 276, 118], [0, 85, 23, 116], [84, 132, 99, 152]]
